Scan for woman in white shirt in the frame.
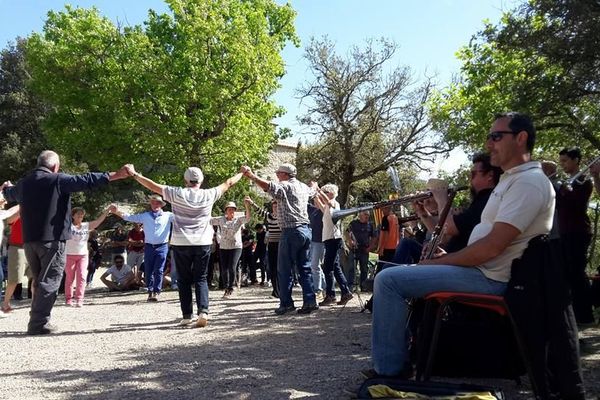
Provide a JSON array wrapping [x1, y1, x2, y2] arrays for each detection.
[[211, 197, 251, 298], [65, 205, 115, 306], [314, 184, 353, 306]]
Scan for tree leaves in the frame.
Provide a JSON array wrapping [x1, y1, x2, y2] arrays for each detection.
[[24, 0, 298, 185]]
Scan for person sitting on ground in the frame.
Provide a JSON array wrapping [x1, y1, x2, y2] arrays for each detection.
[[100, 254, 139, 291]]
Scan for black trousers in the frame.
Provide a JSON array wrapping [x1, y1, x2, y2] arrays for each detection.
[[220, 248, 242, 290], [560, 234, 594, 323], [173, 245, 211, 318], [23, 241, 66, 332]]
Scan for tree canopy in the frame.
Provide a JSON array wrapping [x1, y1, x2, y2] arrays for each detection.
[[429, 0, 600, 156], [25, 0, 298, 185], [0, 38, 49, 181], [296, 37, 450, 206]]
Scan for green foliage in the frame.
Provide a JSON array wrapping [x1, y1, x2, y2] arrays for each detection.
[[429, 0, 600, 157], [0, 38, 49, 181], [297, 37, 451, 207], [24, 0, 298, 185]]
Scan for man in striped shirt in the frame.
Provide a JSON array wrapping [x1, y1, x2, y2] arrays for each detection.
[[126, 164, 243, 328], [241, 163, 318, 315]]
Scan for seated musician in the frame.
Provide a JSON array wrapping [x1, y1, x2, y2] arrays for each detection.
[[391, 152, 500, 266], [368, 112, 554, 379]]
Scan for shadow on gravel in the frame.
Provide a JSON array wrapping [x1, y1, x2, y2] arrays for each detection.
[[5, 288, 599, 400], [4, 294, 371, 399]]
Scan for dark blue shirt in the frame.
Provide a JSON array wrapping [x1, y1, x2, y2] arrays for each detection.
[[307, 203, 323, 243], [3, 167, 110, 242]]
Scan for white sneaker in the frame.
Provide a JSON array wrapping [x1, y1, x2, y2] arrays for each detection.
[[196, 312, 209, 328], [179, 317, 196, 326]]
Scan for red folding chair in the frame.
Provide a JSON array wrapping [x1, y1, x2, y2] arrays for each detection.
[[416, 291, 539, 397]]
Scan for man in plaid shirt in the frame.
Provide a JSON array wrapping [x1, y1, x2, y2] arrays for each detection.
[[241, 163, 319, 315]]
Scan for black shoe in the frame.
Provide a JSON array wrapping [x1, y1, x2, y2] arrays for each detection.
[[297, 303, 319, 314], [27, 323, 57, 335], [360, 364, 414, 380], [274, 305, 296, 315]]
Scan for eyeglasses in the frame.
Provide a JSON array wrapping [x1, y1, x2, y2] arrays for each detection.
[[486, 130, 518, 142], [470, 169, 486, 178]]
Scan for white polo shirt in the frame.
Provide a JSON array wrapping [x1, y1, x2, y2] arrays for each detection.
[[468, 161, 554, 282]]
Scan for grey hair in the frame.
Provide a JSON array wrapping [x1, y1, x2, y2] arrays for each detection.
[[37, 150, 60, 169]]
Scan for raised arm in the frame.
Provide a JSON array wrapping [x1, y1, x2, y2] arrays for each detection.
[[3, 205, 20, 223], [89, 204, 115, 230], [218, 172, 244, 194], [126, 164, 165, 195], [247, 198, 271, 219], [240, 166, 269, 191]]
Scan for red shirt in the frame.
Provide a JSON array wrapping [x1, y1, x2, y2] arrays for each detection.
[[9, 218, 24, 246], [128, 229, 145, 252]]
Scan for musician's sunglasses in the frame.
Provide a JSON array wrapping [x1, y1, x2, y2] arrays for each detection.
[[487, 130, 519, 142]]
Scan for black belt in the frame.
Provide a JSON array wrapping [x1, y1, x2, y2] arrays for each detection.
[[146, 242, 168, 248]]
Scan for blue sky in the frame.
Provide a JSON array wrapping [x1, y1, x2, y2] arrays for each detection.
[[0, 0, 519, 172]]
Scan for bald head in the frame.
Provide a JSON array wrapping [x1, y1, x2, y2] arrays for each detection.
[[37, 150, 60, 172]]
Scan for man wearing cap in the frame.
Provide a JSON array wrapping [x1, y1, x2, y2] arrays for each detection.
[[0, 150, 131, 334], [241, 163, 319, 315], [113, 195, 174, 302], [125, 164, 243, 327]]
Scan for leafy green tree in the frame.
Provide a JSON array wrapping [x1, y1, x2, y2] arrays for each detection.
[[430, 0, 600, 156], [25, 0, 298, 185], [297, 37, 450, 207], [0, 38, 49, 181]]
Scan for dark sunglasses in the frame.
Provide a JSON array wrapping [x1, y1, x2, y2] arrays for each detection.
[[487, 130, 518, 142]]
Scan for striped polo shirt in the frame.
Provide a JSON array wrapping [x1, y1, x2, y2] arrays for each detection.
[[162, 185, 222, 246], [253, 206, 282, 243]]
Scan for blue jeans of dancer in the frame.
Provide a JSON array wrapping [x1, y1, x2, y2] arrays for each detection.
[[310, 241, 326, 292], [372, 264, 507, 376], [170, 249, 178, 289], [278, 225, 316, 308], [144, 243, 169, 293], [323, 238, 351, 298], [391, 238, 423, 267], [173, 245, 211, 318]]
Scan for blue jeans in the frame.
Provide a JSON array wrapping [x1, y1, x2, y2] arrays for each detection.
[[310, 241, 325, 292], [372, 264, 507, 376], [278, 225, 315, 307], [172, 245, 211, 318], [323, 238, 350, 298], [391, 238, 423, 266], [144, 243, 169, 293]]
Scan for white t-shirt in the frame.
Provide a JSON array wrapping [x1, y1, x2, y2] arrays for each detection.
[[106, 264, 132, 285], [468, 162, 554, 282], [322, 200, 342, 241], [66, 222, 90, 255], [162, 186, 222, 246]]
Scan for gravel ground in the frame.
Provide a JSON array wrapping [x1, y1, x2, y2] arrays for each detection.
[[1, 280, 599, 400]]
